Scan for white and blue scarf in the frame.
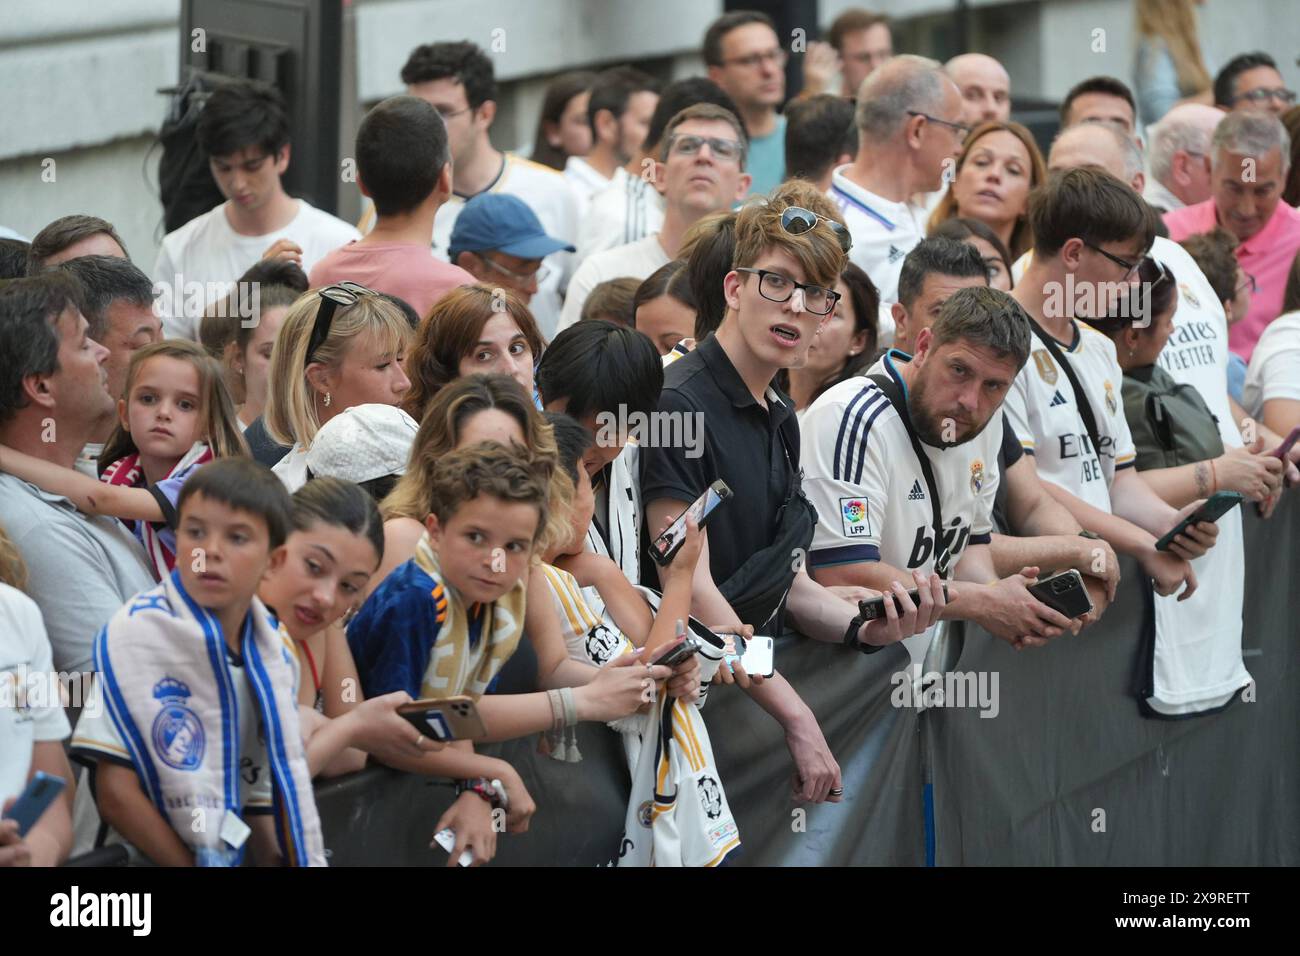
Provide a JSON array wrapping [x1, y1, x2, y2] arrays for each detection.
[[93, 570, 325, 866]]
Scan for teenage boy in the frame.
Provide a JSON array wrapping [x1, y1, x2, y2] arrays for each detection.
[[72, 458, 327, 866], [310, 95, 474, 318], [153, 79, 360, 340], [640, 180, 942, 806]]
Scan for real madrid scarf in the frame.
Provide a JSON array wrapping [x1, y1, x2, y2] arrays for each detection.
[[413, 532, 527, 699], [93, 570, 326, 866], [100, 441, 214, 581]]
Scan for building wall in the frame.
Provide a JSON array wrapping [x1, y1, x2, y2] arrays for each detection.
[[3, 0, 1296, 268]]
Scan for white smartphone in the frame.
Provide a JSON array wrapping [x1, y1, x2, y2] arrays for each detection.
[[722, 634, 775, 679], [433, 827, 474, 867]]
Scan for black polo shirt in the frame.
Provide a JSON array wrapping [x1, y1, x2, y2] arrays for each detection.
[[640, 333, 803, 591]]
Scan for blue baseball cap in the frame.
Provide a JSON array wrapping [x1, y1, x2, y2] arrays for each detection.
[[448, 193, 575, 263]]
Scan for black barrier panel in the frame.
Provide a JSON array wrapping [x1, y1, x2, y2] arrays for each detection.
[[929, 492, 1300, 865], [315, 495, 1298, 866]]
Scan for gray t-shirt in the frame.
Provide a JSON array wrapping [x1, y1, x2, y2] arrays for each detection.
[[0, 474, 154, 674]]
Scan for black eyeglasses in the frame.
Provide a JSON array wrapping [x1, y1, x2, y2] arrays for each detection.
[[1236, 272, 1259, 295], [781, 206, 853, 254], [906, 110, 972, 141], [305, 282, 374, 367], [1083, 241, 1142, 280], [736, 267, 841, 315]]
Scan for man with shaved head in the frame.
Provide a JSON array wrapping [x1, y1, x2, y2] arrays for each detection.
[[946, 53, 1011, 126], [830, 54, 966, 304], [1049, 121, 1145, 194], [1144, 103, 1223, 213]]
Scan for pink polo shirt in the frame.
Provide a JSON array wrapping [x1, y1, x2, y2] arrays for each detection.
[[309, 240, 474, 320], [1164, 198, 1300, 362]]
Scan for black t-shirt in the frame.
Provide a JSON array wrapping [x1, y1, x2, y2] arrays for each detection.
[[243, 416, 291, 469], [639, 334, 803, 596], [991, 412, 1024, 535]]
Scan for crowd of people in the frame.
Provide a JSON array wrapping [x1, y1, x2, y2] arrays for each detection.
[[2, 1, 1298, 867]]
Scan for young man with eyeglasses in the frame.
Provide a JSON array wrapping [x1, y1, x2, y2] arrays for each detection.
[[448, 194, 575, 308], [641, 181, 944, 807], [153, 78, 360, 342], [397, 41, 578, 336], [831, 55, 967, 307], [704, 11, 788, 197], [1214, 52, 1297, 117], [309, 95, 473, 319], [558, 105, 753, 330], [1009, 167, 1219, 601]]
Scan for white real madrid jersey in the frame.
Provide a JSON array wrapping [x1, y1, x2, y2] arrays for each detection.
[[1003, 320, 1136, 511], [827, 166, 925, 305], [801, 353, 1001, 667]]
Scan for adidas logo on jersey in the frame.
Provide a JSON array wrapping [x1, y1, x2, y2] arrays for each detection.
[[1050, 390, 1068, 407], [888, 245, 906, 263], [907, 479, 925, 500]]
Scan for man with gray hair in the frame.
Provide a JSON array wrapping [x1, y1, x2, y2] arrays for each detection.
[[1050, 120, 1145, 194], [51, 256, 162, 476], [1144, 104, 1223, 213], [830, 54, 966, 304], [945, 53, 1011, 126], [1165, 110, 1300, 361]]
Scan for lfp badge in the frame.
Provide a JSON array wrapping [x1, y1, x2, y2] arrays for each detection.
[[152, 677, 205, 771], [840, 497, 869, 537]]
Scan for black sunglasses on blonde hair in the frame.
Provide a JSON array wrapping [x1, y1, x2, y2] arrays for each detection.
[[305, 281, 376, 367], [780, 205, 853, 254]]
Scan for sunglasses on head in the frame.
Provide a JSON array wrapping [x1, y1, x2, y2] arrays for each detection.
[[780, 206, 853, 255], [305, 281, 376, 367]]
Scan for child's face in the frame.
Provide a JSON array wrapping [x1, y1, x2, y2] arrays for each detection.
[[121, 356, 203, 462], [176, 493, 273, 615], [260, 521, 379, 638], [559, 467, 595, 557], [425, 492, 538, 605]]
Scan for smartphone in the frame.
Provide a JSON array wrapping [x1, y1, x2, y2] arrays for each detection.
[[1027, 569, 1094, 619], [1154, 491, 1245, 551], [1268, 425, 1300, 460], [3, 772, 66, 838], [432, 827, 474, 867], [739, 636, 775, 678], [856, 584, 951, 623], [651, 633, 701, 668], [397, 696, 487, 742], [650, 480, 733, 566]]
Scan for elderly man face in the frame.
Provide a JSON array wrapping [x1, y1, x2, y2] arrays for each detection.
[[947, 54, 1011, 126], [1212, 145, 1287, 241]]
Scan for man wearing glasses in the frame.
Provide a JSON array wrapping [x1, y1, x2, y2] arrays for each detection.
[[449, 194, 574, 308], [831, 55, 967, 307], [1164, 111, 1300, 363], [558, 105, 752, 330], [641, 181, 944, 808], [704, 11, 788, 196], [1009, 167, 1214, 601], [397, 41, 578, 337], [1214, 52, 1297, 117]]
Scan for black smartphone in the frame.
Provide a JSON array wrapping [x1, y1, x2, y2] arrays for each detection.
[[651, 634, 701, 667], [650, 480, 732, 566], [856, 584, 950, 622], [1027, 569, 1093, 619], [1154, 491, 1244, 551]]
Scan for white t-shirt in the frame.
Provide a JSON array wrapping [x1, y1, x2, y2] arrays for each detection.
[[576, 170, 665, 270], [1242, 311, 1300, 417], [153, 199, 360, 341], [828, 165, 926, 305], [558, 234, 671, 331], [74, 442, 103, 480], [1003, 320, 1137, 511], [564, 156, 613, 221], [0, 586, 71, 803], [801, 353, 1001, 668], [433, 154, 579, 340]]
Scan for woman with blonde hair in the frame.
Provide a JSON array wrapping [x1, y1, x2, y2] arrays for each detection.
[[403, 284, 546, 422], [927, 120, 1046, 261], [264, 282, 414, 491], [1134, 0, 1214, 126]]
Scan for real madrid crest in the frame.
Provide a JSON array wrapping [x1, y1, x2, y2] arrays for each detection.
[[1104, 380, 1118, 415], [1032, 349, 1057, 385], [152, 676, 205, 771], [1178, 283, 1200, 309], [970, 458, 985, 494]]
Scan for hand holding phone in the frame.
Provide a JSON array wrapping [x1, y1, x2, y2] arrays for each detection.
[[397, 696, 487, 742], [1155, 492, 1243, 552], [650, 481, 732, 566], [2, 772, 66, 839], [722, 634, 775, 678], [1026, 570, 1093, 619], [1268, 425, 1300, 460]]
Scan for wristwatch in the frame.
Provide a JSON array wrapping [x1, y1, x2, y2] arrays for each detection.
[[844, 602, 883, 655]]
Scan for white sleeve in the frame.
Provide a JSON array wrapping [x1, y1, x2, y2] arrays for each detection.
[[557, 257, 599, 332], [1003, 367, 1036, 454], [13, 596, 71, 743], [801, 397, 890, 569], [971, 421, 1001, 539], [1258, 344, 1300, 405], [70, 673, 129, 763]]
